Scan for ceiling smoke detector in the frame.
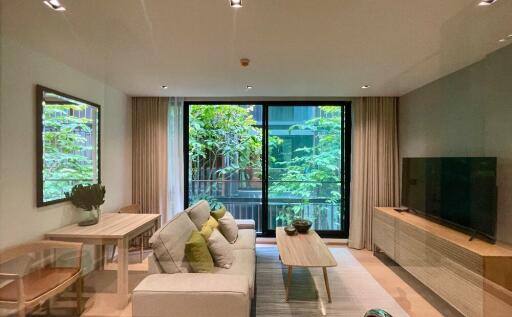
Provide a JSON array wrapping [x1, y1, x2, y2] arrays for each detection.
[[240, 58, 250, 67]]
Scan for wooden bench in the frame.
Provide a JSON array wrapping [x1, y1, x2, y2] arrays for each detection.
[[0, 240, 83, 317]]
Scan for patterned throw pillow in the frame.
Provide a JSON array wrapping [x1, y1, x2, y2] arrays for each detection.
[[207, 229, 234, 268], [218, 211, 238, 243]]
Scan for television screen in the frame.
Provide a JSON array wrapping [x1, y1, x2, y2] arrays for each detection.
[[402, 157, 497, 240]]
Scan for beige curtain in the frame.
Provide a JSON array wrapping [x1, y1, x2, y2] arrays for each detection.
[[132, 97, 169, 222], [348, 97, 400, 250]]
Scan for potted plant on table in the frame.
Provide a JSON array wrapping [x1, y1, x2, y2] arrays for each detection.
[[66, 183, 106, 226]]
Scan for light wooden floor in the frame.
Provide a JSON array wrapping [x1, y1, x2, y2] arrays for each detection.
[[255, 245, 409, 316], [36, 243, 457, 317], [349, 248, 462, 317]]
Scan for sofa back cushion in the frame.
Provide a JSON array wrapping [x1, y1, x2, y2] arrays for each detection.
[[150, 212, 197, 274], [185, 200, 211, 230]]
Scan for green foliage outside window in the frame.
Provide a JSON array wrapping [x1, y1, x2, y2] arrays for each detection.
[[43, 103, 97, 202], [270, 106, 343, 228], [188, 104, 344, 229], [189, 105, 262, 193]]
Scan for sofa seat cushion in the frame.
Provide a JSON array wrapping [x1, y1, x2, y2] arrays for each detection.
[[0, 267, 79, 302], [213, 249, 255, 298], [233, 229, 256, 250], [185, 200, 211, 230], [133, 274, 250, 317], [133, 273, 248, 295], [150, 212, 197, 274]]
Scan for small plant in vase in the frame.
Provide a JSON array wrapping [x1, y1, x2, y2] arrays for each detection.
[[66, 183, 106, 226]]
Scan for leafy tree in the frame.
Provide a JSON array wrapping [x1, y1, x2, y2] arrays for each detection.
[[188, 105, 262, 199], [270, 106, 343, 229], [188, 104, 344, 231], [43, 104, 96, 201]]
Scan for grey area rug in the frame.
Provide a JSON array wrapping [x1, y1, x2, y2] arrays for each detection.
[[255, 246, 409, 317]]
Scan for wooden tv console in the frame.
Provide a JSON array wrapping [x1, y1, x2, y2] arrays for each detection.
[[373, 207, 512, 317]]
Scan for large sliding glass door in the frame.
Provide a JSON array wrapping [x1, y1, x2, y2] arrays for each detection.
[[185, 102, 351, 237]]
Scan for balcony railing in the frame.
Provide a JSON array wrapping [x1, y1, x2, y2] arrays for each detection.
[[219, 199, 341, 233], [190, 178, 342, 233]]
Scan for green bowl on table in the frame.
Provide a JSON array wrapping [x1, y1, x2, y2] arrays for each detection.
[[292, 219, 312, 234]]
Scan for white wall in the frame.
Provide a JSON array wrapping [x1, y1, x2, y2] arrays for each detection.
[[0, 37, 132, 249], [399, 43, 512, 244]]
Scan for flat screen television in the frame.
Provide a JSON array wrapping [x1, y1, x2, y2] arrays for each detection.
[[402, 157, 497, 242]]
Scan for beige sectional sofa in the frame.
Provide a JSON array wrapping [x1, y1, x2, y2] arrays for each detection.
[[133, 201, 256, 317]]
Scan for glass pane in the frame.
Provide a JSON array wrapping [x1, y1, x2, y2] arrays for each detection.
[[188, 104, 263, 232], [268, 105, 345, 231]]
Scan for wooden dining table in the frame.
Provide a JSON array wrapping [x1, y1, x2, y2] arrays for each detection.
[[45, 212, 160, 308]]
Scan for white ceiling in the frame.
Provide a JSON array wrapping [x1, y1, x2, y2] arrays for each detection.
[[1, 0, 511, 97]]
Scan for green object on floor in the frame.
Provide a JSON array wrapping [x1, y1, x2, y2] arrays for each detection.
[[185, 231, 214, 273], [364, 309, 392, 317]]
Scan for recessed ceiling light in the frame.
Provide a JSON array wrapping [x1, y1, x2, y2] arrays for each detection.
[[507, 34, 512, 38], [478, 0, 497, 6], [498, 38, 506, 43], [230, 0, 243, 8], [161, 85, 168, 89], [245, 85, 253, 90], [43, 0, 66, 11], [361, 85, 370, 89]]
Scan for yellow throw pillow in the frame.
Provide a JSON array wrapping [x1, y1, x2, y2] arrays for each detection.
[[185, 231, 214, 273], [200, 222, 214, 240], [210, 207, 226, 220], [206, 216, 219, 230]]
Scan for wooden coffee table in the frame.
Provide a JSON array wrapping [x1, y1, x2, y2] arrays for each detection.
[[276, 227, 337, 302]]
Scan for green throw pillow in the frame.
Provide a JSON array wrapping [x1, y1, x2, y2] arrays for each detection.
[[185, 231, 214, 273], [210, 207, 226, 220]]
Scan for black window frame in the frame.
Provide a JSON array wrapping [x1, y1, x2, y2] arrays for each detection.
[[183, 101, 351, 238], [36, 85, 102, 207]]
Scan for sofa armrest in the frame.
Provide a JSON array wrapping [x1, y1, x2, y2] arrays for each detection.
[[133, 273, 250, 317], [235, 219, 255, 230]]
